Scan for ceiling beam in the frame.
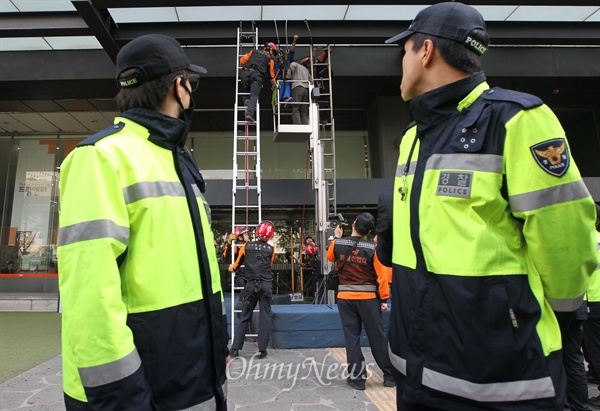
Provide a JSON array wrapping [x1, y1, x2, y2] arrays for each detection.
[[0, 12, 89, 37], [3, 13, 597, 47], [90, 0, 600, 7], [72, 0, 120, 62], [114, 20, 600, 47]]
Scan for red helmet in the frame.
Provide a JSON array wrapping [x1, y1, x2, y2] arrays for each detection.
[[304, 236, 314, 244], [265, 42, 278, 52], [256, 221, 275, 241], [233, 226, 249, 236], [305, 243, 318, 256]]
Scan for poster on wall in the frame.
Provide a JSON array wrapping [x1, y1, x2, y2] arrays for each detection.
[[22, 171, 57, 197]]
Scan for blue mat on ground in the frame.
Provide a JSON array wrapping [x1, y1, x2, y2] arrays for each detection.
[[224, 293, 390, 349]]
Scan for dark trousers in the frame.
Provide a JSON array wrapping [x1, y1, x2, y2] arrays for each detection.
[[397, 396, 445, 411], [583, 304, 600, 387], [291, 86, 309, 124], [556, 310, 591, 411], [337, 298, 394, 382], [242, 70, 263, 119], [232, 280, 272, 352]]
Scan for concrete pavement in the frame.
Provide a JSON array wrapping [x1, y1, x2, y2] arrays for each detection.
[[1, 347, 598, 410], [0, 347, 395, 411]]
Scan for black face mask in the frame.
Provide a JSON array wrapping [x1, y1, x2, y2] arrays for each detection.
[[175, 77, 195, 123]]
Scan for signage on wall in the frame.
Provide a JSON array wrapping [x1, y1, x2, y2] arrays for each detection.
[[20, 171, 58, 197]]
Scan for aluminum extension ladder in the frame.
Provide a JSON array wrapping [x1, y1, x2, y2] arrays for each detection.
[[230, 27, 262, 340], [308, 44, 337, 291]]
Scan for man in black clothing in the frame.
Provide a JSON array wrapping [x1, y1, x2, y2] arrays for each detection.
[[228, 221, 276, 359], [239, 43, 279, 123], [327, 213, 396, 390]]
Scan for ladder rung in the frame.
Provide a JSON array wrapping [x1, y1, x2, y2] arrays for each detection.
[[236, 185, 258, 189], [237, 152, 257, 156], [234, 205, 260, 209]]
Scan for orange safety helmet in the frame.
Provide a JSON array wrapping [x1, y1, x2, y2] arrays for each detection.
[[256, 221, 275, 241], [305, 243, 318, 256]]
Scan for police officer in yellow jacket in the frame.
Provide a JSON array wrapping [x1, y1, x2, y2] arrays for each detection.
[[380, 3, 598, 410], [58, 34, 228, 410]]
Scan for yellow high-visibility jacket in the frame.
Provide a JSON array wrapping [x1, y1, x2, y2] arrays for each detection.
[[587, 231, 600, 306], [58, 108, 228, 410], [388, 73, 597, 410]]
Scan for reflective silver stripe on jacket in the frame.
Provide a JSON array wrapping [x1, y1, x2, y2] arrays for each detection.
[[425, 153, 503, 173], [78, 349, 141, 387], [546, 293, 585, 312], [509, 180, 591, 213], [191, 184, 203, 198], [389, 345, 406, 375], [396, 161, 417, 178], [123, 181, 185, 204], [122, 181, 206, 204], [338, 285, 377, 292], [421, 367, 555, 402], [58, 219, 129, 246]]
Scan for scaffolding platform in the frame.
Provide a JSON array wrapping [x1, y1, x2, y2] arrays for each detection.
[[273, 124, 312, 142]]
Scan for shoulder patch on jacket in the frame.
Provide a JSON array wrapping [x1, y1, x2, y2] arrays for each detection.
[[77, 122, 125, 147], [482, 88, 543, 109], [530, 138, 570, 177]]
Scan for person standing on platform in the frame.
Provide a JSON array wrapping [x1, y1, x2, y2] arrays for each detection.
[[381, 3, 597, 410], [585, 204, 600, 408], [287, 56, 311, 124], [327, 213, 396, 390], [57, 34, 228, 410], [228, 221, 276, 359], [240, 42, 279, 123]]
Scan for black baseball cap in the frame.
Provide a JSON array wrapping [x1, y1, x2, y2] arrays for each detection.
[[116, 34, 207, 89], [385, 2, 488, 55], [354, 213, 375, 236]]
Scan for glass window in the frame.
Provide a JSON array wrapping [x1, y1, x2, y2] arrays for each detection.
[[0, 137, 80, 295]]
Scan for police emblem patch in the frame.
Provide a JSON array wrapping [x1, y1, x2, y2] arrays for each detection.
[[436, 171, 472, 198], [530, 138, 570, 177]]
